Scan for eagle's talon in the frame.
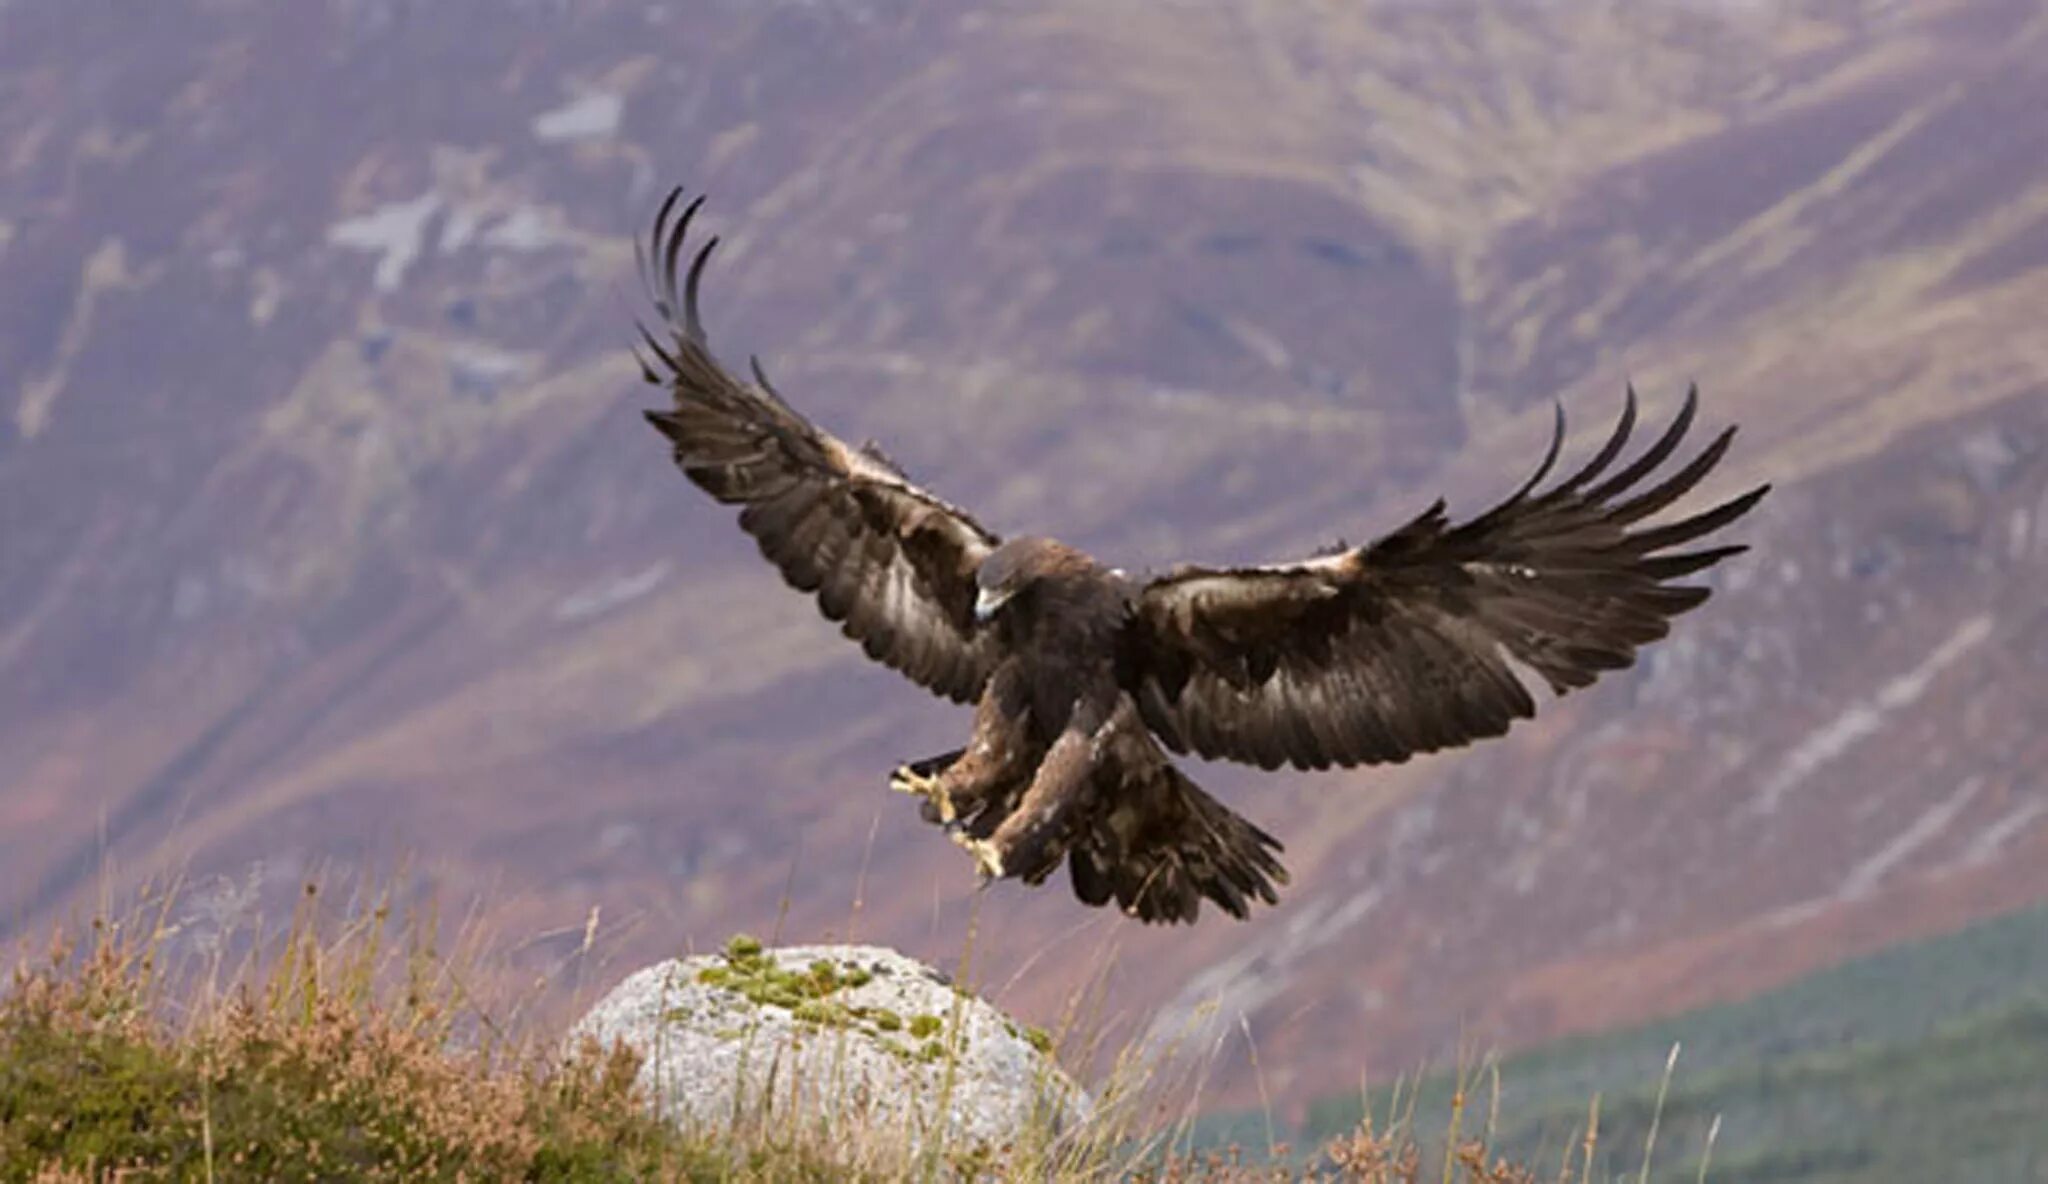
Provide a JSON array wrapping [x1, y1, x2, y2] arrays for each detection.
[[950, 831, 1005, 882], [890, 764, 957, 824]]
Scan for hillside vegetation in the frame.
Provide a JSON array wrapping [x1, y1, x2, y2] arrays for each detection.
[[0, 885, 1557, 1182]]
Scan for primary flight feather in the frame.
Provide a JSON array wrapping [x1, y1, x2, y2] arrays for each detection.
[[635, 188, 1769, 924]]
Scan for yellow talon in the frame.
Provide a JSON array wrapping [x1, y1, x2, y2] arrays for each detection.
[[889, 765, 956, 823], [950, 831, 1005, 882]]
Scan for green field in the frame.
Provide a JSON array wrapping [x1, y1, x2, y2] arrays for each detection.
[[1213, 901, 2048, 1179]]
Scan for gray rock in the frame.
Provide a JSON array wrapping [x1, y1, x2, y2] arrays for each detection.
[[570, 941, 1093, 1160]]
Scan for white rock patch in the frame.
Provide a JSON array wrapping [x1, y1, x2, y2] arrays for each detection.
[[532, 91, 624, 142], [327, 192, 442, 292]]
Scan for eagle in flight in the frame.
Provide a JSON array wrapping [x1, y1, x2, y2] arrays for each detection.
[[634, 189, 1768, 924]]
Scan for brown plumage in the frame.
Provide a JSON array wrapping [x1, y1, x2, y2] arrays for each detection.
[[634, 189, 1769, 924]]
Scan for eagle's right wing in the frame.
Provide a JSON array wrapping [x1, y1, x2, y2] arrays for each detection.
[[636, 189, 1000, 703]]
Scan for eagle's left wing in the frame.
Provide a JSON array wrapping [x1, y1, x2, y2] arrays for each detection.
[[635, 189, 1000, 703], [1123, 389, 1768, 771]]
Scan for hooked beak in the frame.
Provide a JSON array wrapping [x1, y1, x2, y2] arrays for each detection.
[[973, 586, 1010, 625]]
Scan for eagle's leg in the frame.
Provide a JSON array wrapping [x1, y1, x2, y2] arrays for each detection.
[[901, 738, 1017, 830], [891, 751, 1007, 829], [892, 672, 1034, 830], [970, 728, 1093, 884]]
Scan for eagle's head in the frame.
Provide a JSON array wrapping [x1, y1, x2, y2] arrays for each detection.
[[974, 536, 1088, 624]]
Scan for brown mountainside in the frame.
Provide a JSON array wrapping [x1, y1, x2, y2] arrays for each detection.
[[2, 0, 2044, 1108]]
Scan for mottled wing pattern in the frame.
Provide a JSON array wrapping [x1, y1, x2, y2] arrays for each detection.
[[1125, 388, 1769, 770], [636, 189, 1000, 703]]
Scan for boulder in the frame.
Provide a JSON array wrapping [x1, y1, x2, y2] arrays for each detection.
[[570, 938, 1093, 1160]]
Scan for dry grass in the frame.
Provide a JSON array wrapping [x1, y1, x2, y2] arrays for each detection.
[[0, 879, 1585, 1181], [0, 889, 746, 1181]]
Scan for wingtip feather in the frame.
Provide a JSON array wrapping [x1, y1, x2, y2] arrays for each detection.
[[1555, 384, 1638, 495]]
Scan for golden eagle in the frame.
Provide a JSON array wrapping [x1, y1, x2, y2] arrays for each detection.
[[634, 189, 1768, 924]]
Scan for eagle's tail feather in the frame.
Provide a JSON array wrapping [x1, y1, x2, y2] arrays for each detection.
[[1072, 765, 1287, 925]]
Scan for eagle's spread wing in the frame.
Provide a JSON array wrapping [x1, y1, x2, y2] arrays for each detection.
[[636, 189, 999, 702], [1124, 389, 1768, 770]]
